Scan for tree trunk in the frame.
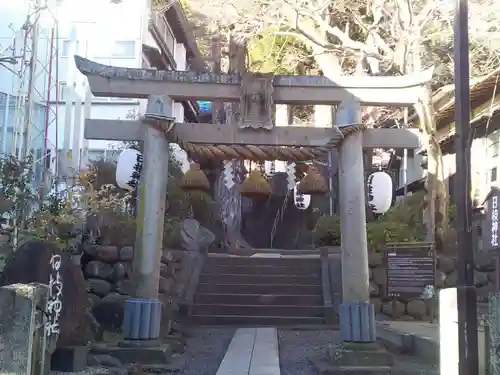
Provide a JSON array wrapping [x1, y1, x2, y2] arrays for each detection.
[[415, 88, 448, 250], [395, 0, 449, 249], [316, 49, 449, 250], [215, 36, 246, 251], [314, 52, 342, 77]]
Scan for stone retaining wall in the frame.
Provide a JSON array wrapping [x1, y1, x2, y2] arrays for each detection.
[[82, 244, 203, 339], [368, 251, 497, 320]]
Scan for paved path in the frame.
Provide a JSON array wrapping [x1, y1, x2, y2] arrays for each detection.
[[216, 328, 280, 375]]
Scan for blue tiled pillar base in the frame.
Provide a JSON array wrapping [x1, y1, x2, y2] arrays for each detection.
[[339, 302, 376, 342], [122, 299, 162, 340]]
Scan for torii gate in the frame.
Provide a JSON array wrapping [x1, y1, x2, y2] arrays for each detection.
[[75, 55, 429, 349]]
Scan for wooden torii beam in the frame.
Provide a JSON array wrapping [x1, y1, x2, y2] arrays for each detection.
[[75, 55, 432, 106], [84, 118, 421, 149], [74, 54, 432, 350]]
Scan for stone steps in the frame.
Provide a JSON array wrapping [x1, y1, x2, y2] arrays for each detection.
[[204, 256, 319, 266], [191, 255, 326, 326], [192, 303, 324, 317], [199, 273, 321, 285], [195, 292, 323, 306], [204, 264, 319, 275], [197, 282, 322, 295], [192, 314, 324, 326]]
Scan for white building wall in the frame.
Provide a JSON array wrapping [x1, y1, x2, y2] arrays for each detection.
[[1, 0, 191, 181], [54, 0, 145, 152], [50, 102, 139, 151], [397, 134, 493, 205], [396, 150, 425, 191], [53, 0, 190, 174]]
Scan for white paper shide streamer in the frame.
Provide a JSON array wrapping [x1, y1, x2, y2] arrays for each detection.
[[286, 162, 296, 190], [223, 161, 235, 189]]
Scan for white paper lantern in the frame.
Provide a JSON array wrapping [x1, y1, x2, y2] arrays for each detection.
[[367, 171, 393, 214], [293, 182, 311, 210], [116, 149, 143, 191]]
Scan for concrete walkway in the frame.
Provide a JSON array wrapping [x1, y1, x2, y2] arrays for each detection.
[[216, 328, 280, 375]]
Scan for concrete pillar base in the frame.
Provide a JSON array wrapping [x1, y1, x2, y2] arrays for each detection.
[[310, 342, 395, 374], [339, 301, 376, 342], [122, 298, 162, 340]]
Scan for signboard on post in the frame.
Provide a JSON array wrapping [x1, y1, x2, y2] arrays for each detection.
[[384, 242, 436, 299], [482, 186, 500, 252], [483, 187, 500, 295]]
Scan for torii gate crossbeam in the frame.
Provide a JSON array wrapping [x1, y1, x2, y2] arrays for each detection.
[[75, 56, 433, 107]]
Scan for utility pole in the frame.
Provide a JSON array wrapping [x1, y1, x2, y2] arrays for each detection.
[[20, 0, 41, 162], [453, 0, 479, 373]]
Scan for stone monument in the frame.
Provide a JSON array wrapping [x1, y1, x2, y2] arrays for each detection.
[[0, 283, 49, 375]]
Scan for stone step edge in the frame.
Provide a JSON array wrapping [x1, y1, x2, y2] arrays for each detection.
[[190, 314, 325, 320], [201, 271, 320, 275], [198, 282, 321, 295], [192, 303, 325, 308], [195, 292, 323, 297], [203, 264, 320, 267], [199, 273, 321, 277]]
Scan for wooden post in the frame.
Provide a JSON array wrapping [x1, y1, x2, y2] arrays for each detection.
[[337, 98, 374, 342], [132, 95, 171, 300]]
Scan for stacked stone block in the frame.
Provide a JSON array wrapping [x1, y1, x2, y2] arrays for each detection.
[[368, 251, 496, 320], [82, 244, 202, 349], [84, 245, 134, 305]]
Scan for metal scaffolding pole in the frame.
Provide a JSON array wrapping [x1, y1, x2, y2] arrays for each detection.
[[19, 0, 41, 162]]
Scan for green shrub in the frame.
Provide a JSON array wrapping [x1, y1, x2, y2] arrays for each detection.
[[313, 192, 429, 249], [313, 214, 341, 246]]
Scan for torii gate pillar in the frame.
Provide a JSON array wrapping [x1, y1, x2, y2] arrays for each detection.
[[337, 99, 374, 343], [132, 94, 171, 300]]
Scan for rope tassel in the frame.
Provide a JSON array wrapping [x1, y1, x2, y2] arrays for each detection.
[[240, 166, 272, 199], [180, 163, 210, 192], [298, 165, 328, 195]]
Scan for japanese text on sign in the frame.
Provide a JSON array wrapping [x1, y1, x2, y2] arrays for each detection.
[[46, 254, 63, 337], [384, 244, 435, 299], [492, 196, 499, 247]]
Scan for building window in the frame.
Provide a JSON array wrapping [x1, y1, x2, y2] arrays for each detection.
[[108, 97, 132, 102], [61, 40, 80, 57], [106, 149, 120, 161], [491, 167, 498, 183], [487, 131, 500, 186], [0, 92, 6, 109], [88, 149, 106, 161], [111, 41, 136, 58], [0, 93, 6, 129], [61, 40, 70, 57], [489, 140, 499, 159], [59, 82, 66, 101], [163, 21, 175, 54]]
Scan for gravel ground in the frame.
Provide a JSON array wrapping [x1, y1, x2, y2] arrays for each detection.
[[178, 327, 236, 375], [278, 329, 439, 375]]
